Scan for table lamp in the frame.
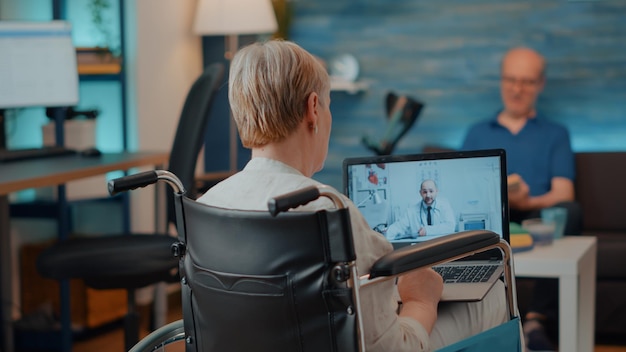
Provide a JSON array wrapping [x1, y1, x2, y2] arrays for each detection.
[[193, 0, 278, 172]]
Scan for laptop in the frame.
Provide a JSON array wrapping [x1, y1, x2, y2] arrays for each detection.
[[343, 148, 510, 301]]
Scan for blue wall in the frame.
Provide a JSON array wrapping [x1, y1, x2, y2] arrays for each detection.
[[4, 1, 625, 191], [288, 0, 626, 190]]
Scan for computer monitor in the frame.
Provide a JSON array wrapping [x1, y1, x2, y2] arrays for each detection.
[[0, 20, 79, 148]]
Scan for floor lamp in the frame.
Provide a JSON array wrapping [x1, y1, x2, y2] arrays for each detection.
[[193, 0, 278, 173]]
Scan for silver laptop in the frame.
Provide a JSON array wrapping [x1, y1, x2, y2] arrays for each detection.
[[343, 149, 510, 301]]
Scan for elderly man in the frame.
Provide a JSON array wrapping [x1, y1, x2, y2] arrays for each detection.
[[462, 47, 580, 352], [463, 47, 575, 216]]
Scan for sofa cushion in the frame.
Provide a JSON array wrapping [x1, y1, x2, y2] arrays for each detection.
[[575, 152, 626, 231], [587, 232, 626, 279]]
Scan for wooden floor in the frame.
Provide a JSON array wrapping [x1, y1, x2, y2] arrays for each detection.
[[73, 293, 184, 352], [71, 293, 626, 352]]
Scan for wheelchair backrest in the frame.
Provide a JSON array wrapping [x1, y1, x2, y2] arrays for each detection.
[[176, 195, 359, 352]]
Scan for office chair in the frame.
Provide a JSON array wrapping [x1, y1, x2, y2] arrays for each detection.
[[36, 62, 225, 350], [362, 91, 424, 156], [107, 170, 522, 352]]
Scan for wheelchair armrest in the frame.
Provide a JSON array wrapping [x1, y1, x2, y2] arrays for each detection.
[[369, 230, 500, 279]]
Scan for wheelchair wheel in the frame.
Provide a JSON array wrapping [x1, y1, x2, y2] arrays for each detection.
[[129, 319, 186, 352]]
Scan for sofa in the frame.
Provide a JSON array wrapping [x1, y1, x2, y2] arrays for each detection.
[[575, 152, 626, 340]]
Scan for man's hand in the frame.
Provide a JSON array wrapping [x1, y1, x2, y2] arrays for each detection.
[[508, 174, 574, 211], [507, 173, 522, 192], [507, 173, 531, 210], [418, 227, 427, 237], [397, 268, 443, 333]]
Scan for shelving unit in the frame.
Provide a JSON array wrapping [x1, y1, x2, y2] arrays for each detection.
[[9, 2, 132, 352], [52, 0, 129, 151], [48, 0, 129, 217]]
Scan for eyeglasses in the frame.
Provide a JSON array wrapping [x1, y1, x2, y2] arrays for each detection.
[[501, 75, 542, 88]]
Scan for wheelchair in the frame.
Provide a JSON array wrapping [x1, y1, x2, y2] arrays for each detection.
[[106, 170, 523, 352]]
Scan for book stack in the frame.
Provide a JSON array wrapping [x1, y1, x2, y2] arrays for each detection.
[[509, 222, 534, 253]]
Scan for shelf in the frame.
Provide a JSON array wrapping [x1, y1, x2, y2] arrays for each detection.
[[330, 77, 370, 94], [78, 63, 121, 75], [76, 47, 122, 75]]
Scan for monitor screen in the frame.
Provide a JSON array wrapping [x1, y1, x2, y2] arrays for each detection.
[[0, 21, 79, 109], [343, 149, 509, 255]]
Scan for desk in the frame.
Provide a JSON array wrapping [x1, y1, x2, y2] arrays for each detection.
[[1, 152, 169, 352], [514, 236, 597, 352]]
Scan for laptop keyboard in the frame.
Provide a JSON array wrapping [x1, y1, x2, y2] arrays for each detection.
[[433, 264, 499, 283]]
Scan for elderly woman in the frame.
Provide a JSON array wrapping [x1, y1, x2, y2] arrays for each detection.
[[197, 39, 507, 351]]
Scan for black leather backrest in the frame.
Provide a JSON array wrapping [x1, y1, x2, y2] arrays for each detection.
[[166, 63, 225, 225], [178, 197, 358, 352], [575, 152, 626, 231]]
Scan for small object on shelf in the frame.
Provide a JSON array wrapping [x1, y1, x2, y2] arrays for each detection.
[[328, 53, 359, 82], [76, 47, 122, 75], [319, 54, 368, 93], [80, 147, 102, 157]]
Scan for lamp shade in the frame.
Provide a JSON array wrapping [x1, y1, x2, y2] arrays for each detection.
[[193, 0, 278, 35]]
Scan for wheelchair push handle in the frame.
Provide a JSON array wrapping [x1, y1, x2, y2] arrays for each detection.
[[108, 171, 158, 195], [108, 170, 186, 196], [268, 185, 349, 216], [268, 186, 320, 216]]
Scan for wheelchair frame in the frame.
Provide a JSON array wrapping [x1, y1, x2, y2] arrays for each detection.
[[110, 170, 522, 352]]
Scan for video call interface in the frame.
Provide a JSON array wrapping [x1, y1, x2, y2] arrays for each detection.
[[345, 154, 507, 245]]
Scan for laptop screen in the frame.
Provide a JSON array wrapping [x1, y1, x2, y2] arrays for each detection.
[[343, 149, 509, 255]]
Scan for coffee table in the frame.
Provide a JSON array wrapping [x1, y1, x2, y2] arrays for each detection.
[[514, 236, 597, 352]]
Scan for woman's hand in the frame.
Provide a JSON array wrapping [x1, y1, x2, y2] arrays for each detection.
[[397, 268, 443, 333]]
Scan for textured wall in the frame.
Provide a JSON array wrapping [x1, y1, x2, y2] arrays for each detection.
[[288, 0, 626, 189]]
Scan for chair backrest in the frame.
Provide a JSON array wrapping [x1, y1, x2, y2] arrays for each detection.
[[166, 63, 224, 225], [175, 195, 360, 352]]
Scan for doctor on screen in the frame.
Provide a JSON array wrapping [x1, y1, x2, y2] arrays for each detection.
[[385, 179, 456, 240]]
